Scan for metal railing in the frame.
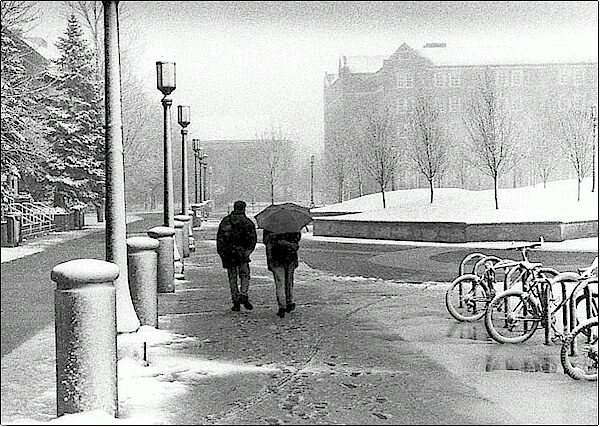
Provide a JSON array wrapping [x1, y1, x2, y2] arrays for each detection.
[[6, 198, 56, 238]]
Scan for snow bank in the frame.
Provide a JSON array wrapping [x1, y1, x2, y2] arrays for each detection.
[[3, 325, 277, 425], [314, 177, 598, 224]]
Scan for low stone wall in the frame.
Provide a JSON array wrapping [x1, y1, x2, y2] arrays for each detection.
[[313, 218, 599, 242]]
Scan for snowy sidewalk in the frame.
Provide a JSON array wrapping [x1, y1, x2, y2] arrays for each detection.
[[2, 223, 597, 425]]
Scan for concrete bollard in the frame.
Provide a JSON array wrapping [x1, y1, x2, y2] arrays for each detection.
[[187, 209, 196, 253], [173, 221, 185, 280], [147, 226, 175, 293], [173, 220, 185, 259], [127, 237, 159, 327], [52, 259, 119, 418], [174, 214, 191, 258], [191, 203, 202, 228]]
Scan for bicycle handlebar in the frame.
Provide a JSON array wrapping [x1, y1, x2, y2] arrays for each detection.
[[505, 236, 544, 252]]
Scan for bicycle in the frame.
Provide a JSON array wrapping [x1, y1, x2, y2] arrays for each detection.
[[446, 240, 557, 322], [484, 258, 598, 344], [560, 315, 598, 381]]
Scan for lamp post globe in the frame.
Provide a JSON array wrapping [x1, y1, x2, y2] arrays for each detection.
[[177, 105, 190, 127], [156, 61, 176, 96]]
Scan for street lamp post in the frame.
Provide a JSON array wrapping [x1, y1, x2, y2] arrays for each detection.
[[202, 153, 209, 202], [310, 155, 315, 207], [178, 105, 190, 213], [156, 61, 176, 228], [103, 0, 139, 333], [592, 105, 597, 193], [192, 139, 200, 203]]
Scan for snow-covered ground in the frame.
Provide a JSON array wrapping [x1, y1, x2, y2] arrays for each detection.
[[313, 177, 598, 224], [304, 232, 599, 252], [0, 214, 142, 264]]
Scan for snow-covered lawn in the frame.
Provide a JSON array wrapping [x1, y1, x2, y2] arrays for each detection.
[[313, 177, 598, 224]]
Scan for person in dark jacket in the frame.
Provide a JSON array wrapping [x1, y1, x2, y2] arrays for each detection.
[[217, 201, 257, 311], [263, 229, 301, 318]]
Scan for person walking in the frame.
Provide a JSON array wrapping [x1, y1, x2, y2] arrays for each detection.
[[263, 229, 301, 318], [217, 200, 257, 311]]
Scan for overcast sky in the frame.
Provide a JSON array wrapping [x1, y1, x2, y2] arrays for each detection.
[[29, 1, 598, 151]]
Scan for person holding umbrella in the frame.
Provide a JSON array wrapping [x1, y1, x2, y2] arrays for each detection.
[[255, 203, 312, 318], [217, 200, 257, 311]]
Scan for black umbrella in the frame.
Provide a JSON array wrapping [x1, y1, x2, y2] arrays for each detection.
[[255, 203, 313, 234]]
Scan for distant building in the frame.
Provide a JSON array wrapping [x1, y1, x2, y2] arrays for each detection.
[[199, 139, 296, 209], [323, 42, 599, 202]]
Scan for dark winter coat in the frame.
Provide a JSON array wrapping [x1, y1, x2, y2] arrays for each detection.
[[263, 230, 301, 271], [217, 212, 257, 268]]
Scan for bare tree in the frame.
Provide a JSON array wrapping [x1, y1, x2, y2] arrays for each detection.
[[258, 126, 294, 204], [408, 94, 448, 203], [463, 69, 516, 209], [361, 104, 400, 208], [326, 130, 351, 202], [551, 105, 595, 201], [1, 1, 39, 34]]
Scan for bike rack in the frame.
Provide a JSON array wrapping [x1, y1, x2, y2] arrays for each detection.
[[568, 277, 598, 355]]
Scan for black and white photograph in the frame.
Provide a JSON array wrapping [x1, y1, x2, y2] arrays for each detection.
[[1, 1, 598, 424]]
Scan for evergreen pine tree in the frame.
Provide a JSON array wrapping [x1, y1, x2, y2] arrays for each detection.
[[0, 29, 50, 201], [45, 14, 104, 208]]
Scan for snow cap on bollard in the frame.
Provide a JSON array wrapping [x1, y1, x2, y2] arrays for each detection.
[[174, 214, 191, 222], [147, 226, 176, 238], [51, 259, 120, 289], [126, 236, 159, 252], [174, 220, 184, 229]]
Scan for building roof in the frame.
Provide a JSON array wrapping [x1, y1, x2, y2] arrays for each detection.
[[416, 44, 598, 66], [344, 55, 387, 73], [22, 36, 60, 61], [332, 43, 598, 76]]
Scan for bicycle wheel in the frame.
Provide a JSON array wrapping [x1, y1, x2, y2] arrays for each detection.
[[473, 256, 501, 278], [561, 317, 598, 381], [485, 289, 540, 343], [446, 274, 491, 322]]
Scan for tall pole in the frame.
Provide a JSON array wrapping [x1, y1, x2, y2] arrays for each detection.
[[103, 0, 140, 333], [198, 154, 204, 203], [181, 128, 189, 213], [592, 105, 597, 193], [202, 156, 208, 202], [310, 155, 315, 206], [194, 150, 199, 203], [162, 97, 174, 227]]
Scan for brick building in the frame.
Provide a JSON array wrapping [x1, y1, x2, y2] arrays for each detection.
[[323, 42, 598, 202]]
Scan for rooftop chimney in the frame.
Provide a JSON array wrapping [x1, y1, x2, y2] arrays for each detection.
[[423, 42, 446, 48]]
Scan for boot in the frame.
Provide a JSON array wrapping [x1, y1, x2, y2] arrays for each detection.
[[277, 308, 286, 318], [241, 295, 253, 311], [231, 299, 241, 312], [285, 302, 296, 313]]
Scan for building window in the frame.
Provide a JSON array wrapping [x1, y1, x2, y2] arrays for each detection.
[[524, 67, 540, 86], [449, 97, 461, 113], [572, 66, 586, 87], [495, 68, 510, 87], [510, 68, 523, 87], [397, 97, 416, 115], [434, 70, 447, 87], [396, 70, 414, 88], [559, 67, 571, 86], [435, 97, 447, 114], [450, 70, 461, 87]]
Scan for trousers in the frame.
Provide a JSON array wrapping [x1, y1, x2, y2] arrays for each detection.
[[271, 264, 295, 309], [227, 263, 250, 302]]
